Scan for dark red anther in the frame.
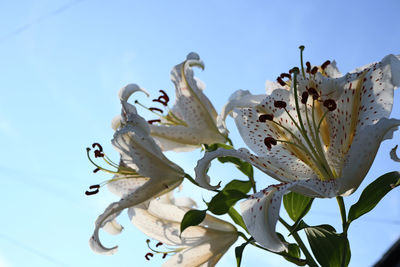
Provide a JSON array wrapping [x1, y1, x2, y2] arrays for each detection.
[[93, 168, 100, 173], [308, 88, 319, 100], [85, 184, 100, 196], [321, 60, 331, 70], [148, 119, 161, 125], [311, 66, 318, 75], [274, 100, 287, 109], [162, 253, 167, 259], [152, 90, 170, 106], [277, 77, 286, 86], [145, 253, 154, 261], [156, 242, 163, 247], [264, 137, 277, 149], [323, 99, 337, 111], [280, 73, 292, 80], [306, 62, 311, 73], [259, 114, 274, 122], [301, 91, 309, 104], [149, 107, 163, 113], [92, 143, 104, 158]]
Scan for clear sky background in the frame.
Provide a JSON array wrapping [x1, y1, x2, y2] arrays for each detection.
[[0, 1, 399, 266]]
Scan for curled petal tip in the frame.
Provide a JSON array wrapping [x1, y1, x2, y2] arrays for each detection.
[[186, 52, 200, 61], [118, 83, 150, 101], [111, 115, 122, 131], [390, 145, 400, 162], [89, 234, 118, 255]]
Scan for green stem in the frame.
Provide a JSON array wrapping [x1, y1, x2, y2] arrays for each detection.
[[336, 196, 349, 267], [238, 232, 307, 265], [279, 217, 318, 267], [183, 173, 220, 193]]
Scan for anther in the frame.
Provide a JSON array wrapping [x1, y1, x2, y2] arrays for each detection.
[[280, 73, 292, 80], [258, 114, 274, 122], [301, 91, 309, 104], [323, 99, 337, 111], [308, 88, 319, 100], [145, 253, 154, 261], [306, 62, 311, 73], [152, 90, 170, 106], [149, 107, 163, 113], [311, 66, 318, 75], [85, 184, 100, 196], [92, 143, 104, 158], [321, 60, 331, 70], [264, 137, 277, 149], [274, 100, 287, 109], [162, 253, 167, 259], [156, 242, 163, 247], [277, 77, 286, 86], [148, 119, 161, 124], [93, 168, 100, 173], [290, 67, 300, 74]]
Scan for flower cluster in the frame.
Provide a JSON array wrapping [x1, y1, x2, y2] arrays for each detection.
[[87, 50, 400, 266]]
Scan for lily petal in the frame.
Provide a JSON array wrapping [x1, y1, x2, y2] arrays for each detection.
[[240, 179, 337, 252], [218, 89, 265, 133], [118, 83, 149, 101], [102, 219, 123, 235], [339, 118, 400, 195], [90, 179, 182, 255], [195, 147, 312, 191]]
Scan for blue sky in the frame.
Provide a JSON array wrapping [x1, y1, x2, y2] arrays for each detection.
[[0, 0, 399, 266]]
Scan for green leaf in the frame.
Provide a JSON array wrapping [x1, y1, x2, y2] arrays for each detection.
[[180, 209, 207, 235], [228, 207, 248, 233], [276, 233, 306, 266], [283, 191, 314, 222], [224, 179, 252, 194], [217, 156, 254, 179], [305, 225, 350, 267], [235, 241, 249, 267], [204, 143, 233, 152], [208, 190, 247, 215], [288, 220, 309, 236], [348, 171, 400, 223]]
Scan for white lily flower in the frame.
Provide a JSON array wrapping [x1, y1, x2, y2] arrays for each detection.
[[139, 52, 228, 152], [88, 87, 185, 255], [195, 54, 400, 252], [128, 192, 238, 267]]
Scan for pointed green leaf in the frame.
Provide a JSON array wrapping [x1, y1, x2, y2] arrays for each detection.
[[224, 179, 252, 194], [283, 191, 314, 222], [305, 225, 350, 267], [208, 190, 247, 215], [235, 241, 249, 267], [218, 156, 254, 178], [348, 171, 400, 223], [180, 209, 207, 235]]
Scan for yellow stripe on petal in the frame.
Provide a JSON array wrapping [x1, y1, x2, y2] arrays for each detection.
[[344, 70, 368, 154]]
